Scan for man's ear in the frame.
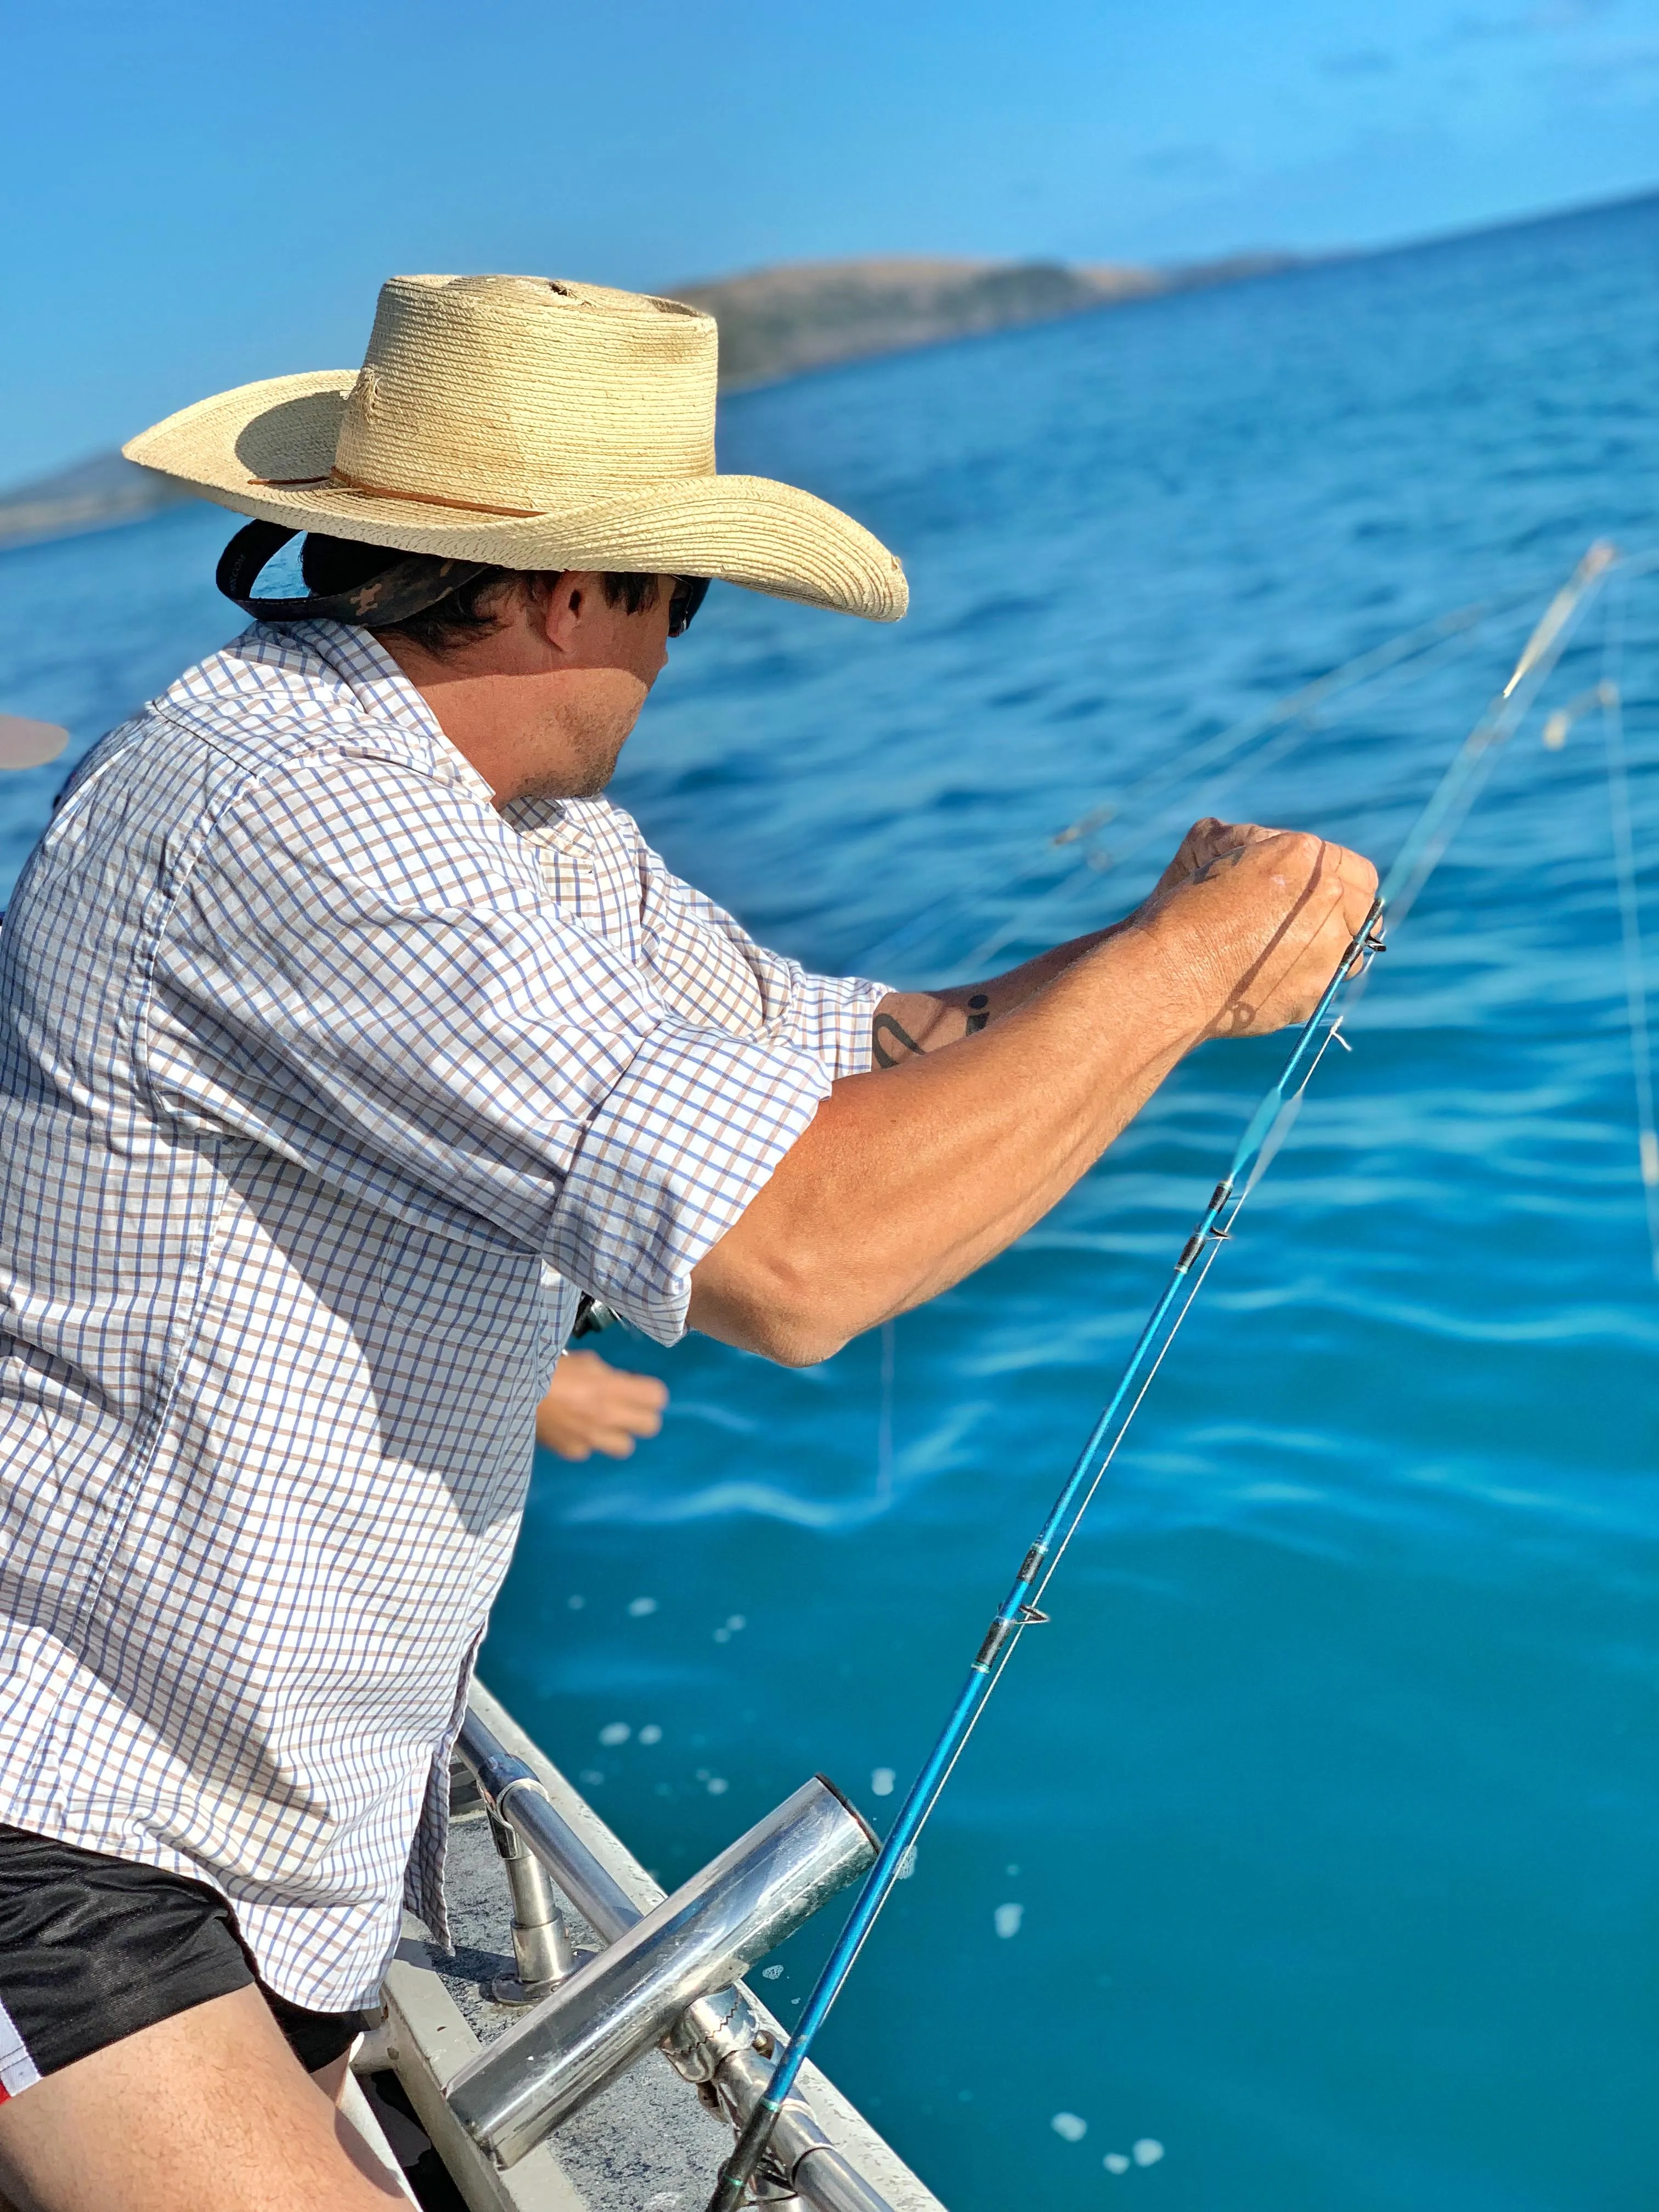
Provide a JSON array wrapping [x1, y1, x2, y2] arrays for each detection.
[[538, 571, 593, 659]]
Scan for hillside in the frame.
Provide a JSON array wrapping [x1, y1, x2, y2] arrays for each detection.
[[0, 449, 194, 552], [0, 249, 1302, 550], [675, 250, 1299, 386]]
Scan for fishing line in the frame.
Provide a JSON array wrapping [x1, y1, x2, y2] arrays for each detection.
[[942, 614, 1504, 978], [953, 605, 1509, 978], [1058, 601, 1496, 845], [874, 1316, 896, 1507], [861, 597, 1502, 977], [1598, 573, 1659, 1281], [706, 543, 1615, 2212]]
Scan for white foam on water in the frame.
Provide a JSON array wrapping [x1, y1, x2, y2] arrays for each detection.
[[762, 1963, 784, 1980], [637, 1723, 663, 1745], [725, 1613, 746, 1630], [706, 1775, 729, 1795], [597, 1722, 630, 1747], [994, 1901, 1024, 1939], [579, 1768, 603, 1785], [871, 1767, 896, 1797], [1132, 2140, 1165, 2166], [1104, 2153, 1130, 2175], [713, 1627, 730, 1643], [627, 1595, 658, 1617], [1051, 2112, 1087, 2143], [896, 1844, 918, 1879]]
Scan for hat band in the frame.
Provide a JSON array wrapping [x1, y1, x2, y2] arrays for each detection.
[[328, 467, 544, 518], [250, 469, 544, 518]]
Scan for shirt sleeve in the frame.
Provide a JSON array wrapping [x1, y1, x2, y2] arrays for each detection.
[[143, 755, 831, 1344], [625, 819, 891, 1080]]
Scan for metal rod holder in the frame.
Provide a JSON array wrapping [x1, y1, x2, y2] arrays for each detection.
[[448, 1755, 875, 2170], [452, 1711, 896, 2210]]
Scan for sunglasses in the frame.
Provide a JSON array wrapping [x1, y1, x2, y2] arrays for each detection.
[[668, 575, 710, 638]]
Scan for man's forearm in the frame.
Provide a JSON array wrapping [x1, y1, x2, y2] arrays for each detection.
[[689, 910, 1206, 1363], [868, 817, 1269, 1068], [871, 922, 1127, 1065], [687, 825, 1379, 1367]]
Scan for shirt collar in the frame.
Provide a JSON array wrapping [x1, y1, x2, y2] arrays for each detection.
[[237, 623, 584, 840], [258, 620, 500, 807]]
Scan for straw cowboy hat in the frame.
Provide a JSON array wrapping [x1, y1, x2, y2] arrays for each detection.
[[124, 273, 908, 622]]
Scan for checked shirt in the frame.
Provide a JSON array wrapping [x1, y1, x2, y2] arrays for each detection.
[[0, 620, 884, 2011]]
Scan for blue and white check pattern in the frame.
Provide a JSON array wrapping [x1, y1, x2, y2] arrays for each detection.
[[0, 621, 885, 2011]]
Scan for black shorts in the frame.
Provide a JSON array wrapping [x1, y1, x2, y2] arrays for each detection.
[[0, 1824, 371, 2094]]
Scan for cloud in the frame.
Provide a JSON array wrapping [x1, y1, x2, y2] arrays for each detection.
[[1133, 143, 1232, 179], [1449, 0, 1615, 38], [1547, 34, 1659, 88], [1320, 50, 1395, 75]]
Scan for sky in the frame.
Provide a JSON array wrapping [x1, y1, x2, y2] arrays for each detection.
[[2, 0, 1656, 485]]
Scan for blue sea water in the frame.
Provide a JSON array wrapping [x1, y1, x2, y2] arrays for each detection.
[[1, 193, 1657, 2210]]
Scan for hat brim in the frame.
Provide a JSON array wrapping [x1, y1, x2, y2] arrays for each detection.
[[123, 371, 908, 622]]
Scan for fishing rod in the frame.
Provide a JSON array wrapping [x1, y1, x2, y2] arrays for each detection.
[[706, 540, 1616, 2212]]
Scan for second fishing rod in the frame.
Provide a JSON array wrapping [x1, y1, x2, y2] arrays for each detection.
[[706, 540, 1616, 2212]]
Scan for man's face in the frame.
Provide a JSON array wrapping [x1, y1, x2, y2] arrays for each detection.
[[547, 574, 675, 799], [377, 569, 687, 809]]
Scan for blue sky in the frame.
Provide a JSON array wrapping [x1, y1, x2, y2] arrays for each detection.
[[2, 0, 1656, 484]]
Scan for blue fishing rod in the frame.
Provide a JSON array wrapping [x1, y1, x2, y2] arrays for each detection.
[[706, 542, 1615, 2211]]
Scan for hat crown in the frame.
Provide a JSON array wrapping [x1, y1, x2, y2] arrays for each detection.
[[331, 274, 719, 515]]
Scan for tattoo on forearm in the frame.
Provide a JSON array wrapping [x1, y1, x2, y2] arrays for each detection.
[[965, 993, 990, 1035], [871, 1013, 924, 1068]]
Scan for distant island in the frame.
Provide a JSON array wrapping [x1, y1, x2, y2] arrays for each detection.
[[0, 249, 1302, 552]]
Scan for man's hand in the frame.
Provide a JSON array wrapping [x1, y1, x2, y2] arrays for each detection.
[[535, 1350, 668, 1460], [1149, 813, 1277, 900], [689, 816, 1377, 1367], [1146, 819, 1378, 1036]]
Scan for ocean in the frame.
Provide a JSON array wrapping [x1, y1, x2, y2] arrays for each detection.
[[1, 191, 1656, 2210]]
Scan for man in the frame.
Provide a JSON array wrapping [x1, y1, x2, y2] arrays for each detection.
[[0, 273, 1375, 2210]]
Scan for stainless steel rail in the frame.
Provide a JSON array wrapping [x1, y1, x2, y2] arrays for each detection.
[[458, 1714, 639, 1937], [483, 1805, 579, 2002], [454, 1711, 898, 2210], [668, 1990, 894, 2212]]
